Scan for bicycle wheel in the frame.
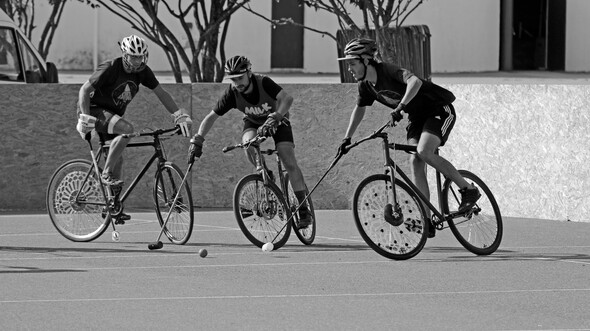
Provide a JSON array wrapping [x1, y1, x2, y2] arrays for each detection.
[[46, 159, 111, 242], [153, 162, 194, 245], [233, 174, 291, 249], [353, 174, 428, 260], [441, 170, 503, 255], [284, 173, 316, 245]]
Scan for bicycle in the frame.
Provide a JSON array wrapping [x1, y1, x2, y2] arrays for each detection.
[[222, 135, 316, 250], [46, 126, 194, 246], [345, 122, 502, 260]]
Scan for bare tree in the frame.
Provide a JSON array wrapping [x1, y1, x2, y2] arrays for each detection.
[[0, 0, 68, 60], [82, 0, 251, 83]]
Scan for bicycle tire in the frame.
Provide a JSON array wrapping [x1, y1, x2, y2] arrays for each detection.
[[46, 159, 111, 242], [353, 174, 428, 260], [284, 173, 316, 245], [441, 169, 503, 255], [233, 174, 291, 249], [153, 162, 194, 245]]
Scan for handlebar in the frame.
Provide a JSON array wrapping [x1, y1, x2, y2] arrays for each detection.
[[222, 135, 271, 153], [122, 126, 181, 139]]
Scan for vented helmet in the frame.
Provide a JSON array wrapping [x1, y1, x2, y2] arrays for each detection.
[[120, 35, 149, 73], [337, 38, 377, 61], [225, 55, 251, 78]]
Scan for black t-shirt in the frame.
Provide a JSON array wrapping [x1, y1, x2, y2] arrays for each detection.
[[88, 57, 159, 116], [357, 62, 455, 120], [213, 74, 283, 125]]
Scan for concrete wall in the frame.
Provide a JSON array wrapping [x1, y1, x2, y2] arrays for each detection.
[[1, 83, 589, 222]]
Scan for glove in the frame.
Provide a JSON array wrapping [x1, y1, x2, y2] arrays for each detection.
[[188, 134, 204, 163], [389, 103, 406, 126], [257, 112, 283, 137], [172, 109, 192, 137], [337, 137, 351, 156], [76, 113, 96, 140]]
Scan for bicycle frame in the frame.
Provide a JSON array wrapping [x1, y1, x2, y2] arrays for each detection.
[[349, 124, 459, 228], [78, 128, 178, 209]]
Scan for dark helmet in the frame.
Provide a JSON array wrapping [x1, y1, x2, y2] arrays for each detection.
[[337, 38, 377, 61], [225, 55, 252, 78]]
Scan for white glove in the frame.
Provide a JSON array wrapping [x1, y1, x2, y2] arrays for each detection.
[[76, 113, 96, 139], [172, 109, 192, 137]]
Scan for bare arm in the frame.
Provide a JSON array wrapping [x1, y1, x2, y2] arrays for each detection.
[[399, 75, 423, 106], [344, 105, 366, 139], [197, 110, 220, 138], [152, 84, 188, 115], [274, 89, 293, 117], [78, 80, 95, 115]]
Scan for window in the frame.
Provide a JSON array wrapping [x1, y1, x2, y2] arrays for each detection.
[[17, 34, 45, 82], [0, 28, 23, 82]]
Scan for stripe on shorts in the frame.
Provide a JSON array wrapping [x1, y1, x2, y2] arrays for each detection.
[[441, 105, 454, 136]]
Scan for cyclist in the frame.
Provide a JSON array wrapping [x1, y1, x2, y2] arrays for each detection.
[[188, 55, 312, 229], [336, 38, 480, 237], [76, 34, 192, 222]]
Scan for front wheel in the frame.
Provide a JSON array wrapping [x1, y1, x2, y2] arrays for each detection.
[[441, 170, 503, 255], [46, 159, 111, 242], [233, 174, 291, 249], [353, 174, 428, 260], [153, 163, 194, 245], [285, 173, 316, 245]]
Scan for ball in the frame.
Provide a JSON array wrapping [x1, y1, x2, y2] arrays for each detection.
[[262, 242, 274, 252], [198, 248, 208, 258]]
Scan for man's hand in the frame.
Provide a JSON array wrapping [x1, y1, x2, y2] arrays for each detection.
[[76, 113, 96, 140], [173, 109, 192, 137], [188, 134, 204, 163], [337, 137, 352, 156], [389, 103, 406, 126], [257, 112, 283, 137]]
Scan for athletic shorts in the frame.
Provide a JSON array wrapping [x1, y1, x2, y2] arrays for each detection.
[[243, 118, 294, 147], [406, 104, 456, 146]]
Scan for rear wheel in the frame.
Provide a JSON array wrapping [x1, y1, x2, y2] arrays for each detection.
[[441, 170, 503, 255], [233, 174, 291, 249], [153, 163, 194, 245], [46, 160, 110, 242], [285, 173, 316, 245], [353, 174, 428, 260]]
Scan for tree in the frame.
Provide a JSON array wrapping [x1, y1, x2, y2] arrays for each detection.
[[82, 0, 251, 83], [0, 0, 68, 60]]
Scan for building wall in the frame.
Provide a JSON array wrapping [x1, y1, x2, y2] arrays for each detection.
[[31, 1, 590, 74], [2, 83, 590, 223]]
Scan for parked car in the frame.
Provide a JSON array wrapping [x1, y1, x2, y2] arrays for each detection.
[[0, 9, 58, 83]]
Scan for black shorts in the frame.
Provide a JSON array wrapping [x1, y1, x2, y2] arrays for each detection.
[[406, 104, 456, 146], [243, 118, 294, 146], [77, 107, 121, 141]]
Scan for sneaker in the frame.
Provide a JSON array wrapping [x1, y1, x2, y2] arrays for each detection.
[[296, 208, 312, 229], [428, 219, 436, 238], [458, 185, 481, 212], [101, 172, 124, 186], [114, 212, 131, 225]]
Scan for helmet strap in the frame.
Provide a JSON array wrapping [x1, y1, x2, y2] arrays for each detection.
[[356, 58, 368, 82]]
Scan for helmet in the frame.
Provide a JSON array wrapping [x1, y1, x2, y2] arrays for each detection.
[[120, 35, 149, 73], [225, 55, 251, 78], [337, 38, 377, 61]]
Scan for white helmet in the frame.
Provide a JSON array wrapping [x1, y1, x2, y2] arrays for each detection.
[[120, 35, 148, 73]]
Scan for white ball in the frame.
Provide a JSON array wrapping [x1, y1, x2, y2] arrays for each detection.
[[262, 242, 274, 252], [112, 231, 120, 242]]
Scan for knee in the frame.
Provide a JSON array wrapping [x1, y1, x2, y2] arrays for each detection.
[[410, 153, 425, 168], [115, 120, 134, 135], [415, 148, 435, 163]]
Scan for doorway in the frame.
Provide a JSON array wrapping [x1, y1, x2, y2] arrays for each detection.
[[270, 1, 303, 70], [500, 0, 565, 71]]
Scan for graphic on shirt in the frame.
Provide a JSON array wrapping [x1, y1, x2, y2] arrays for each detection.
[[113, 82, 138, 109], [374, 89, 402, 109], [244, 102, 272, 116]]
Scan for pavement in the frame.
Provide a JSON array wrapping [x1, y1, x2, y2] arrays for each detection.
[[1, 210, 589, 330]]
